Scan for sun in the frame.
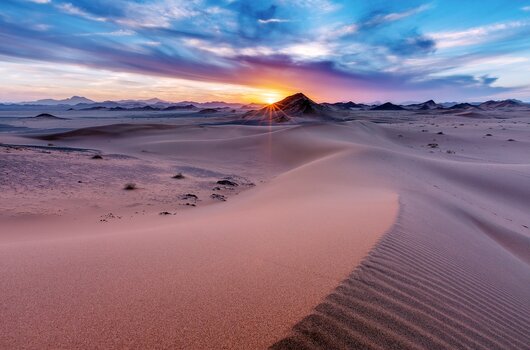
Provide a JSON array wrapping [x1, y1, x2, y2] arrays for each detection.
[[265, 96, 276, 105], [262, 92, 281, 105]]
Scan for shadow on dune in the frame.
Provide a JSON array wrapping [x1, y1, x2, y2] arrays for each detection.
[[270, 127, 530, 349], [271, 192, 530, 350], [30, 123, 180, 141]]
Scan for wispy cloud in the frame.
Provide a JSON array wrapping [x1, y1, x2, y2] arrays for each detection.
[[258, 18, 291, 24], [430, 20, 530, 48], [365, 4, 432, 26], [56, 3, 106, 21], [33, 23, 51, 31], [75, 29, 136, 37], [116, 0, 200, 28]]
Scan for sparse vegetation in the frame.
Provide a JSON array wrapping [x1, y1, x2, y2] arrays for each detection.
[[427, 143, 439, 148], [124, 183, 137, 190]]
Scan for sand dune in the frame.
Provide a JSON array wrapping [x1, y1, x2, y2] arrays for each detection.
[[1, 122, 398, 349], [271, 120, 530, 349], [1, 111, 529, 349], [272, 194, 530, 349], [33, 123, 179, 140]]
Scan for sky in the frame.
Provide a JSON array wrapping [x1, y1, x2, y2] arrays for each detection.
[[1, 0, 530, 103]]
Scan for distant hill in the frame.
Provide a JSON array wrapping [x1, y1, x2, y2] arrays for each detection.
[[3, 95, 529, 114], [371, 102, 405, 111], [198, 108, 219, 114], [27, 113, 68, 120], [164, 104, 197, 110], [479, 99, 526, 109], [450, 103, 479, 110], [21, 96, 95, 106], [240, 103, 266, 110], [328, 101, 368, 110], [405, 100, 441, 110], [243, 93, 334, 123]]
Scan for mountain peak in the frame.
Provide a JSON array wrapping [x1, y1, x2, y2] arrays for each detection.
[[371, 102, 405, 111], [243, 92, 332, 123], [288, 92, 311, 99]]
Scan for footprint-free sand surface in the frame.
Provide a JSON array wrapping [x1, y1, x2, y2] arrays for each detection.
[[1, 110, 529, 349]]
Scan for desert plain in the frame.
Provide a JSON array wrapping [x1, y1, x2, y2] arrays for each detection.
[[0, 94, 529, 349]]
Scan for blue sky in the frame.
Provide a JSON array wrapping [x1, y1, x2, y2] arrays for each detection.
[[1, 0, 530, 102]]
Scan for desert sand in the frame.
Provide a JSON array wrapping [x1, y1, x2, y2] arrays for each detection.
[[1, 104, 529, 349]]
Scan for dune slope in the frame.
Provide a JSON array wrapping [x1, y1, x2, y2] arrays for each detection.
[[0, 123, 398, 349], [271, 122, 530, 349]]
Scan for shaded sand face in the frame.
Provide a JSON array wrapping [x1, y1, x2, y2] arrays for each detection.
[[272, 117, 530, 349], [0, 122, 397, 349]]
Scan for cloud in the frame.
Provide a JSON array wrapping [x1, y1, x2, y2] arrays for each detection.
[[0, 0, 528, 102], [75, 29, 136, 37], [429, 20, 530, 48], [285, 0, 340, 13], [56, 2, 106, 21], [258, 18, 290, 24], [116, 0, 200, 28], [33, 23, 51, 31], [389, 34, 436, 56], [28, 0, 51, 3], [522, 6, 530, 11], [364, 4, 432, 27]]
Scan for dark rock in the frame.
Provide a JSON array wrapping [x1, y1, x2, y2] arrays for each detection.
[[210, 194, 226, 201], [217, 179, 238, 186], [124, 183, 137, 190], [181, 193, 198, 200]]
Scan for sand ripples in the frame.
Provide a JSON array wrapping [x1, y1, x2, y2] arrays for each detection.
[[271, 195, 530, 349]]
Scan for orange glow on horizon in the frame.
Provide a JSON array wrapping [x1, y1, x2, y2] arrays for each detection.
[[260, 92, 282, 105]]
